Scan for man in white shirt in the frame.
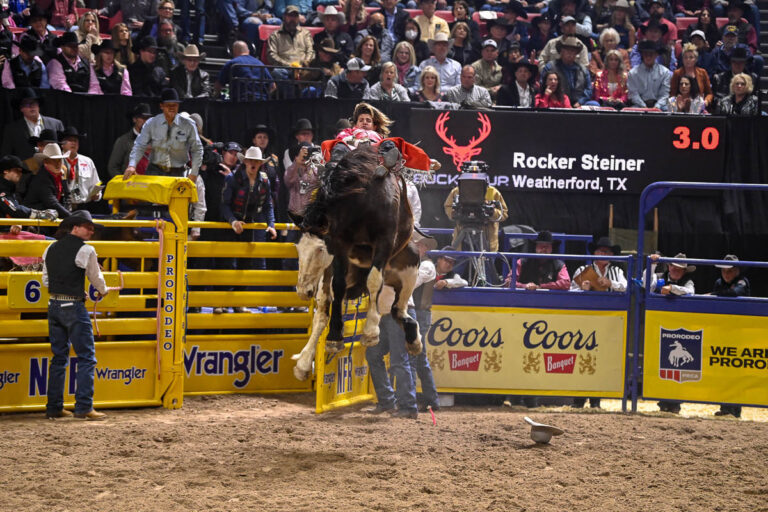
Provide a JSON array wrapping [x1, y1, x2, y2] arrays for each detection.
[[59, 126, 105, 214], [418, 33, 461, 92]]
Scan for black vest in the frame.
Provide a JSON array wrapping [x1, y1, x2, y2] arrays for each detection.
[[412, 278, 436, 311], [55, 54, 90, 93], [10, 56, 43, 87], [519, 258, 565, 286], [45, 234, 86, 297], [96, 67, 124, 94]]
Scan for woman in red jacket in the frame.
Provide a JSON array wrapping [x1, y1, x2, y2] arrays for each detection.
[[535, 71, 572, 108], [593, 49, 629, 108]]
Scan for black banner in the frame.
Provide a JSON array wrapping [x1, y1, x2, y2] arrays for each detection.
[[409, 109, 727, 194]]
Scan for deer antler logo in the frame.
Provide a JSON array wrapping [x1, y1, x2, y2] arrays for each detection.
[[434, 112, 492, 171]]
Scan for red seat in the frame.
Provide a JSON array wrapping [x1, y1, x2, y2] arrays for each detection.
[[434, 10, 454, 23], [364, 6, 379, 15], [405, 8, 423, 17], [716, 16, 744, 28], [675, 17, 697, 31], [621, 107, 663, 112], [107, 10, 123, 30]]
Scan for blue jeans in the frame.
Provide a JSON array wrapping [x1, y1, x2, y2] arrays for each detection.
[[179, 0, 207, 44], [365, 314, 417, 411], [411, 308, 439, 408], [47, 300, 97, 415]]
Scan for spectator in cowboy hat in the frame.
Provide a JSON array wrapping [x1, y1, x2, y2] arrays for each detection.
[[484, 19, 513, 58], [627, 40, 671, 109], [501, 1, 530, 47], [527, 13, 556, 58], [0, 155, 52, 231], [414, 0, 450, 42], [2, 35, 50, 89], [22, 6, 58, 63], [23, 143, 72, 219], [59, 126, 106, 213], [303, 38, 343, 90], [283, 118, 314, 168], [648, 252, 695, 296], [710, 253, 749, 418], [313, 6, 354, 61], [541, 36, 598, 107], [248, 125, 281, 217], [639, 0, 678, 43], [571, 236, 626, 292], [497, 60, 539, 106], [506, 231, 571, 290], [90, 42, 133, 96], [170, 45, 211, 98], [630, 19, 676, 70], [723, 0, 759, 56], [434, 246, 468, 289], [712, 45, 759, 106], [1, 88, 64, 161], [47, 31, 97, 93], [127, 35, 167, 98], [107, 103, 153, 178], [538, 16, 590, 71], [418, 32, 461, 92], [324, 57, 371, 99], [25, 129, 60, 173], [124, 88, 204, 182]]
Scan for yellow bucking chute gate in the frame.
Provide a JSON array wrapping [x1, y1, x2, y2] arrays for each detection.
[[0, 176, 373, 413]]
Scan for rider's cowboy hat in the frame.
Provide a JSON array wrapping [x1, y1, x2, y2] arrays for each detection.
[[237, 146, 268, 164], [525, 416, 564, 444], [669, 252, 696, 273]]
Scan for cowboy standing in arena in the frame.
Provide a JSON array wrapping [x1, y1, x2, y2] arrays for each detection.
[[42, 210, 108, 420], [123, 88, 203, 182]]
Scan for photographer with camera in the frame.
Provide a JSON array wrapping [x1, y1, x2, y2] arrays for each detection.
[[443, 161, 508, 253], [285, 141, 322, 217]]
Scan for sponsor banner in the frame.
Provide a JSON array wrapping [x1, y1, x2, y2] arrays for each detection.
[[0, 341, 157, 411], [428, 306, 627, 395], [643, 311, 768, 406], [409, 109, 725, 194], [183, 338, 312, 393], [7, 272, 121, 309]]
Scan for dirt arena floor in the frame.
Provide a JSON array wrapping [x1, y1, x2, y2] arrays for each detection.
[[2, 394, 768, 512]]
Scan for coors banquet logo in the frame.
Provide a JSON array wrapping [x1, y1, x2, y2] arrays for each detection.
[[521, 320, 599, 375]]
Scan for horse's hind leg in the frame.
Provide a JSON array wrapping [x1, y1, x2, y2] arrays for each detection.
[[389, 265, 422, 356], [326, 258, 348, 354]]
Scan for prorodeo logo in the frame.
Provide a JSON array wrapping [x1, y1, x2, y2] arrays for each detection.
[[428, 317, 503, 348], [0, 370, 21, 390], [659, 327, 702, 383], [448, 350, 482, 371], [183, 345, 284, 388]]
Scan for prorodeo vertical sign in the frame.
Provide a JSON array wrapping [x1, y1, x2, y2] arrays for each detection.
[[161, 251, 176, 350], [427, 306, 627, 396]]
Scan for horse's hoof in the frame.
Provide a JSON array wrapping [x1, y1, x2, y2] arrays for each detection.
[[293, 365, 310, 381], [406, 340, 422, 356], [360, 333, 380, 347], [326, 340, 346, 354]]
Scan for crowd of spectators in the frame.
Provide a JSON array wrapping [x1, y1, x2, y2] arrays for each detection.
[[0, 0, 762, 112]]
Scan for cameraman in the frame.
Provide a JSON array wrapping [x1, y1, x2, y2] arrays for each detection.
[[443, 171, 508, 253], [284, 141, 321, 217]]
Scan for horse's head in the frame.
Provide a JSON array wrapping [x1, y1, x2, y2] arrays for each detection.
[[295, 232, 333, 300]]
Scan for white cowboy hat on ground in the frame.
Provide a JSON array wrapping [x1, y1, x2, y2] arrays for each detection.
[[34, 143, 70, 161], [524, 416, 564, 444], [237, 146, 268, 164]]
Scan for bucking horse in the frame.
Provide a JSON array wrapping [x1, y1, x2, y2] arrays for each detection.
[[289, 146, 422, 380]]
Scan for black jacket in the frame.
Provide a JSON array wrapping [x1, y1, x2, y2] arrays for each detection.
[[127, 59, 167, 97], [170, 65, 211, 98], [496, 82, 536, 107], [0, 176, 33, 220], [22, 168, 71, 219], [1, 116, 65, 160], [313, 29, 355, 61]]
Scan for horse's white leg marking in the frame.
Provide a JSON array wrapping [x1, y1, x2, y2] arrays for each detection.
[[361, 266, 383, 346]]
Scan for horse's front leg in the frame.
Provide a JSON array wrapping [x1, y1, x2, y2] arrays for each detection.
[[292, 266, 332, 379], [360, 248, 390, 347], [326, 258, 348, 354]]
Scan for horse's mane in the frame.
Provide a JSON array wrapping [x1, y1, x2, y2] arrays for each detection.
[[303, 145, 379, 231]]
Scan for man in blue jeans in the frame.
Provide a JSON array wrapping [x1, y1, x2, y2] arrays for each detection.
[[42, 210, 109, 420]]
